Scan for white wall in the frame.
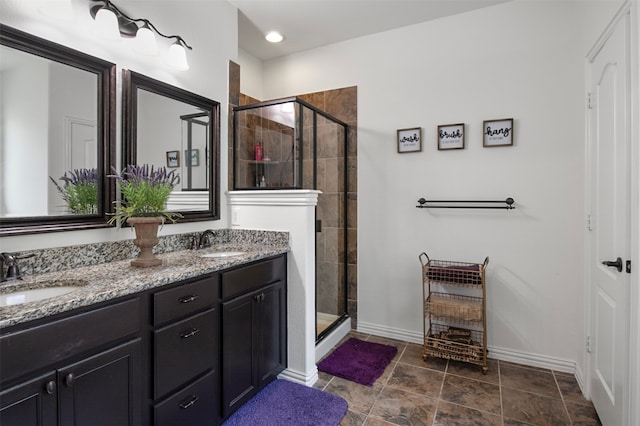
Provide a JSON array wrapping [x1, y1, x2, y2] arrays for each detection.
[[0, 60, 49, 216], [238, 48, 264, 100], [256, 0, 624, 373], [48, 62, 97, 214], [0, 0, 237, 251]]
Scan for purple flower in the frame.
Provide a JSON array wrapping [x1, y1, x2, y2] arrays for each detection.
[[109, 164, 180, 187], [59, 168, 98, 186]]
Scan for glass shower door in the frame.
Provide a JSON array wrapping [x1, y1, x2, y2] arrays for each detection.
[[314, 113, 348, 340]]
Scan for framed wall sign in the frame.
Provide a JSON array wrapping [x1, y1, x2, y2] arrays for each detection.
[[397, 127, 422, 153], [185, 149, 200, 166], [483, 118, 514, 147], [166, 150, 179, 167], [437, 123, 465, 150]]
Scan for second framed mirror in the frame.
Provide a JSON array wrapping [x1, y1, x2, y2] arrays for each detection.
[[122, 70, 220, 223]]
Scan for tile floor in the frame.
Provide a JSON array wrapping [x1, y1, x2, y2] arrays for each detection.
[[314, 331, 601, 426]]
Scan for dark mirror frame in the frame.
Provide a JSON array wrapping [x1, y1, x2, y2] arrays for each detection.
[[121, 70, 220, 223], [0, 24, 116, 236]]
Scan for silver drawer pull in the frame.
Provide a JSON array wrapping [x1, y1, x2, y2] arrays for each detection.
[[180, 328, 200, 339], [178, 294, 199, 304], [179, 395, 199, 409]]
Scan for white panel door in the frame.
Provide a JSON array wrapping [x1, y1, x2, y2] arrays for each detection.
[[69, 119, 97, 170], [588, 9, 632, 426]]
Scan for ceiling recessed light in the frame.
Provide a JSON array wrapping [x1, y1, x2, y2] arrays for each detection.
[[265, 31, 284, 43]]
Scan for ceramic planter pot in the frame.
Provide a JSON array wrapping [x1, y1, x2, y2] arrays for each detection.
[[127, 217, 163, 267]]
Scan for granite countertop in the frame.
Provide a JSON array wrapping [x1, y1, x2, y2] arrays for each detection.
[[0, 243, 288, 329]]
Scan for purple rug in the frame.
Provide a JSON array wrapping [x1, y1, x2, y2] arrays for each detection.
[[222, 379, 347, 426], [318, 337, 398, 386]]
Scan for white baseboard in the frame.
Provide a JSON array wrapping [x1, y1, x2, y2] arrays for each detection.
[[357, 321, 423, 345], [487, 346, 576, 374], [279, 367, 318, 387], [280, 316, 352, 387], [357, 321, 578, 375]]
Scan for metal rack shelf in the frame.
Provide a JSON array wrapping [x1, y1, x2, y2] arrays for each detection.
[[420, 252, 489, 374]]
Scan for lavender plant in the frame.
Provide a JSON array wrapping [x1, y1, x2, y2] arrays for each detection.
[[49, 168, 98, 214], [108, 164, 182, 226]]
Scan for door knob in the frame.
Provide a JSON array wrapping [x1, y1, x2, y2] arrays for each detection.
[[602, 257, 623, 272]]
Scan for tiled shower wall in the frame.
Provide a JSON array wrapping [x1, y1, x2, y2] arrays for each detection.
[[234, 106, 296, 189], [228, 61, 358, 327]]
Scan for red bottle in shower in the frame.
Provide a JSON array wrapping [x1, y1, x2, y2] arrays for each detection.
[[255, 142, 263, 161]]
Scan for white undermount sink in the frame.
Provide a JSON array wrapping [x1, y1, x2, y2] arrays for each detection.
[[0, 281, 86, 307], [200, 251, 246, 259]]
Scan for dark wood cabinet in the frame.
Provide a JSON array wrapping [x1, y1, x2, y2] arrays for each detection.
[[58, 339, 142, 426], [1, 253, 287, 426], [221, 289, 258, 414], [0, 298, 142, 426], [220, 255, 287, 419], [0, 371, 57, 426], [153, 370, 217, 426], [257, 281, 287, 385], [151, 274, 219, 426]]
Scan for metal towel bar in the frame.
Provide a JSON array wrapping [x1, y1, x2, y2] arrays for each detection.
[[416, 197, 515, 210]]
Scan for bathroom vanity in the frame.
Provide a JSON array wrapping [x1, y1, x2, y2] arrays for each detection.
[[0, 242, 288, 426]]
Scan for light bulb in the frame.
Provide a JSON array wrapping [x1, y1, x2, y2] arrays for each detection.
[[134, 24, 159, 56], [94, 6, 120, 40], [166, 42, 189, 70], [265, 31, 284, 43]]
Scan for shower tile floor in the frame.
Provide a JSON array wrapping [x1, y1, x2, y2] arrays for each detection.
[[315, 331, 601, 426]]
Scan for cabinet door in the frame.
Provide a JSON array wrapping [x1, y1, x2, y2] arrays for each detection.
[[0, 372, 57, 426], [58, 339, 142, 426], [221, 292, 258, 419], [257, 280, 287, 388]]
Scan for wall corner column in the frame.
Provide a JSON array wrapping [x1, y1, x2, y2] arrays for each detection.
[[227, 190, 320, 385]]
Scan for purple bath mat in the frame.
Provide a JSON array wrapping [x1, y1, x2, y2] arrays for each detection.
[[318, 337, 398, 386], [222, 379, 347, 426]]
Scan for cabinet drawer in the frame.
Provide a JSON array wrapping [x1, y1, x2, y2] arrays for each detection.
[[221, 255, 286, 300], [154, 370, 217, 426], [153, 274, 218, 325], [154, 308, 217, 399], [0, 297, 140, 385]]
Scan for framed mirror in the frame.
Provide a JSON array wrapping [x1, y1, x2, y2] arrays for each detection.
[[0, 25, 116, 236], [122, 70, 220, 223]]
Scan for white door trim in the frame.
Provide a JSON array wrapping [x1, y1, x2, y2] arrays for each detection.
[[628, 2, 639, 424], [584, 1, 639, 425]]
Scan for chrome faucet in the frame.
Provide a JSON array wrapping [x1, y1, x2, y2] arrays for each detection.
[[197, 230, 216, 250], [0, 252, 35, 282]]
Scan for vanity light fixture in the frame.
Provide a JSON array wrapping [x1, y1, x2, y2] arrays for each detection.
[[265, 31, 284, 43], [134, 22, 159, 56], [89, 0, 192, 69], [166, 40, 189, 70], [93, 3, 120, 40]]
